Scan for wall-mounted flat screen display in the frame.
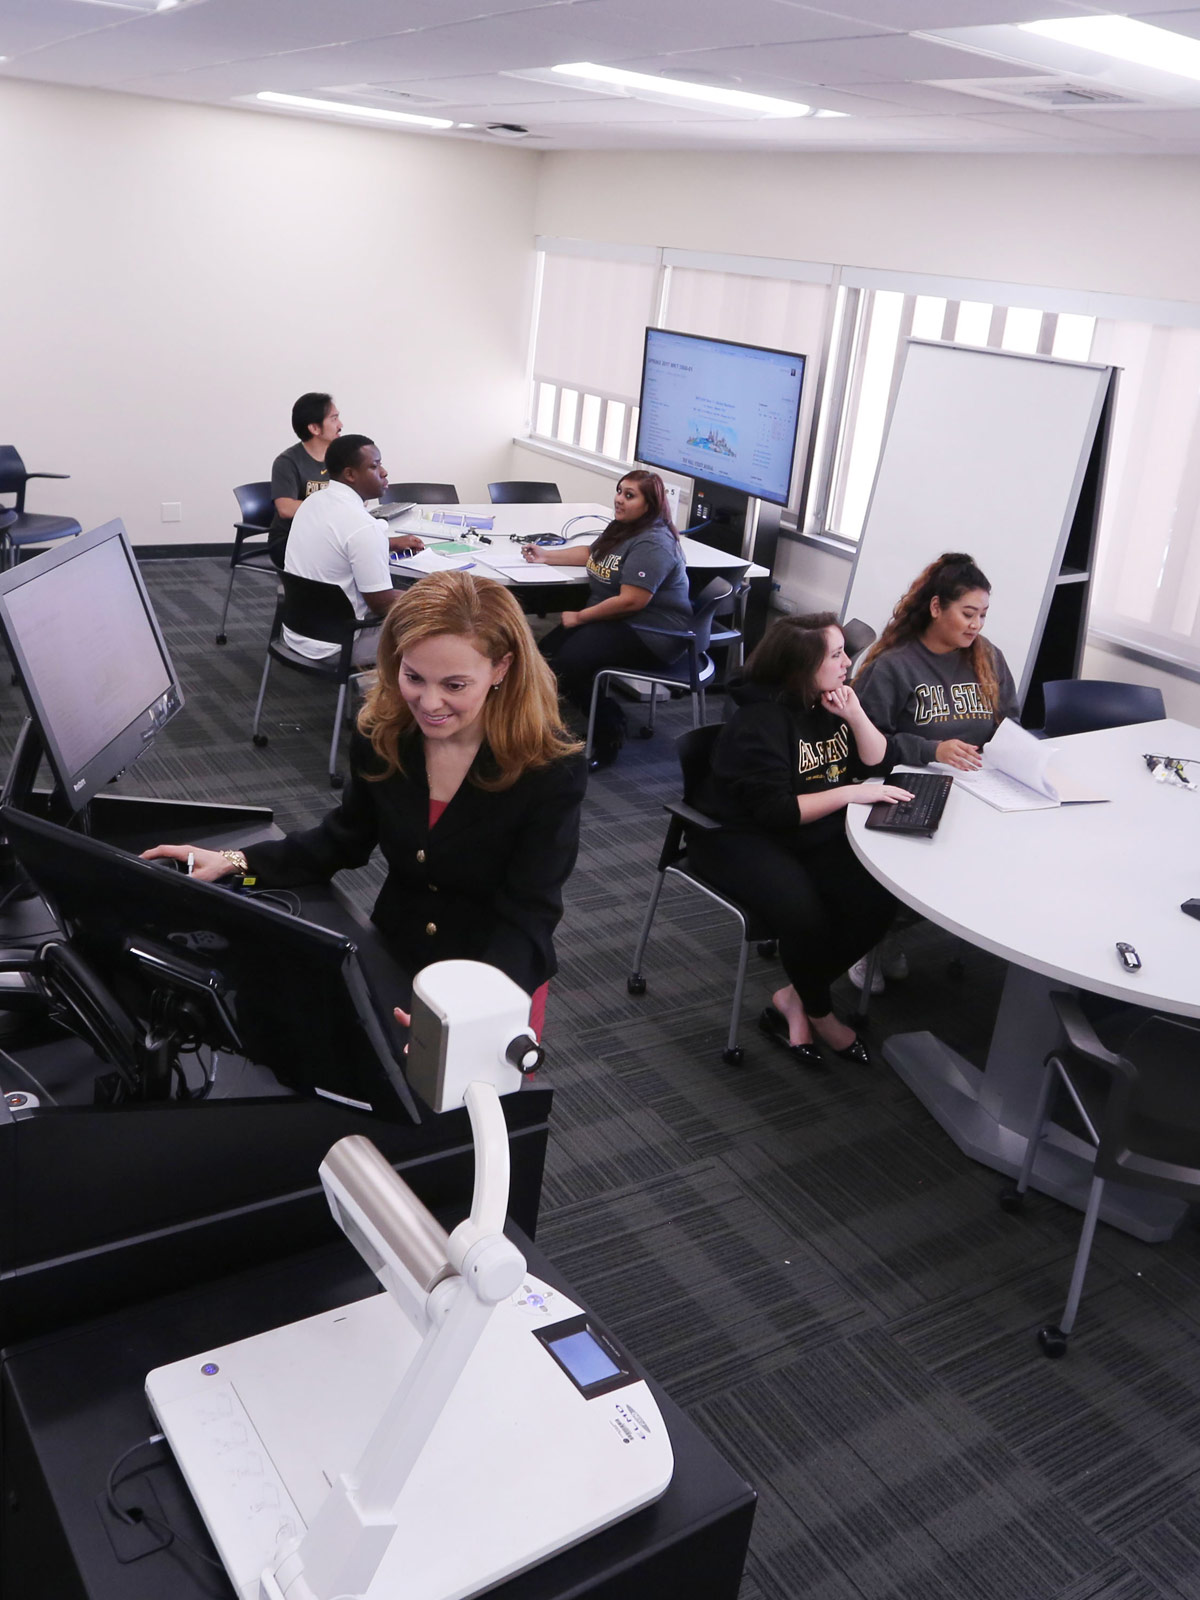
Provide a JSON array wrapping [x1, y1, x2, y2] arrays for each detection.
[[634, 328, 806, 508]]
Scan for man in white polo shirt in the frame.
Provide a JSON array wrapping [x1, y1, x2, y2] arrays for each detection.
[[283, 433, 423, 665]]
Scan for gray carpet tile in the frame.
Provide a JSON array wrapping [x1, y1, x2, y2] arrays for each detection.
[[8, 553, 1198, 1600]]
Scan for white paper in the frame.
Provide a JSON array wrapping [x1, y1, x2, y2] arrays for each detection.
[[952, 718, 1108, 811], [389, 549, 477, 575]]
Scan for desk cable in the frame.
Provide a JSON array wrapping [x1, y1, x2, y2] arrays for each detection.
[[105, 1433, 225, 1572]]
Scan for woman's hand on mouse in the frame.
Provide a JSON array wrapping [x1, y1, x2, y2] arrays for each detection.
[[140, 844, 236, 882]]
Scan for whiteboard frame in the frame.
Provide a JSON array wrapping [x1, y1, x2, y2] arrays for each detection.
[[841, 339, 1114, 706]]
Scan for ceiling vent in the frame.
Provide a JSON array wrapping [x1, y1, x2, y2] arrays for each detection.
[[327, 83, 448, 108], [929, 75, 1150, 110]]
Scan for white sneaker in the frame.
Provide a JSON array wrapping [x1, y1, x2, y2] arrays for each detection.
[[848, 956, 884, 994], [880, 946, 909, 981]]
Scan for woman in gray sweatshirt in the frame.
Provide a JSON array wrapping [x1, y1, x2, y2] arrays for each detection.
[[853, 552, 1018, 771]]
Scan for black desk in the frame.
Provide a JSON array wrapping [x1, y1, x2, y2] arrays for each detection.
[[2, 1237, 755, 1600]]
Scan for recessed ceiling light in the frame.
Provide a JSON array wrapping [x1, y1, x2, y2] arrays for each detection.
[[550, 62, 812, 117], [255, 91, 454, 129], [1019, 15, 1200, 83], [73, 0, 188, 11]]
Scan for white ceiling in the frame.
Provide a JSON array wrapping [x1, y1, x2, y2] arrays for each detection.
[[6, 0, 1200, 153]]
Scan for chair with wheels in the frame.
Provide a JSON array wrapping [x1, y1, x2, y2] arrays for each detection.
[[628, 724, 774, 1065], [0, 447, 81, 569], [487, 481, 561, 504], [584, 577, 735, 764], [382, 483, 459, 505], [1041, 679, 1166, 738], [999, 991, 1200, 1358], [250, 574, 381, 788], [216, 482, 277, 645]]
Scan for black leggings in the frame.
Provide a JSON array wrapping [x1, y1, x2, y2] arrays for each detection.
[[540, 619, 666, 739], [688, 828, 896, 1017]]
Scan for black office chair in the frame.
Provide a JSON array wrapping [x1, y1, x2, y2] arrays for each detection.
[[488, 481, 561, 504], [1000, 992, 1200, 1359], [584, 577, 735, 764], [216, 482, 277, 646], [250, 574, 381, 787], [0, 447, 81, 569], [383, 483, 459, 505], [842, 617, 877, 664], [1041, 679, 1166, 738], [627, 724, 773, 1065]]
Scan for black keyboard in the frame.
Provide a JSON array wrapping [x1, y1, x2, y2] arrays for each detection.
[[864, 771, 953, 837]]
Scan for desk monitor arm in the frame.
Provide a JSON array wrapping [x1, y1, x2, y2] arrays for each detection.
[[264, 960, 543, 1600]]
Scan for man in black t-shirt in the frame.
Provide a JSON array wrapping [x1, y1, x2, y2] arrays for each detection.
[[267, 392, 342, 567]]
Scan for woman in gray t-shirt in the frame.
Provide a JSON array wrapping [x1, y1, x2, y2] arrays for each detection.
[[853, 551, 1018, 771], [531, 471, 690, 768]]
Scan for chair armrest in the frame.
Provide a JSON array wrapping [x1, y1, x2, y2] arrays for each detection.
[[664, 799, 721, 831], [23, 472, 70, 481], [1048, 991, 1128, 1075], [630, 622, 698, 641], [234, 520, 271, 537]]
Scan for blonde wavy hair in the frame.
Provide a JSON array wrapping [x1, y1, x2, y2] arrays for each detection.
[[854, 551, 1001, 713], [358, 571, 581, 791]]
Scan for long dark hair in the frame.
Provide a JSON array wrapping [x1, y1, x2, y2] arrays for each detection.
[[590, 471, 677, 561], [855, 551, 1001, 712], [745, 612, 840, 707]]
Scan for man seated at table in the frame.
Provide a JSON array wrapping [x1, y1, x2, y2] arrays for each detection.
[[283, 433, 423, 667], [267, 391, 343, 567]]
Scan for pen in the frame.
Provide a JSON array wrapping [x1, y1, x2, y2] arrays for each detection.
[[186, 850, 195, 876]]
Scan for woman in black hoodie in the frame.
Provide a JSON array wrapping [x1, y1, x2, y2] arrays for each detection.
[[692, 612, 910, 1068]]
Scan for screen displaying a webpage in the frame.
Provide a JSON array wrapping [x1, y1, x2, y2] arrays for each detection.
[[636, 329, 805, 506]]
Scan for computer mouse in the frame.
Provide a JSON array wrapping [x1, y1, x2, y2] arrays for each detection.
[[1182, 899, 1200, 921]]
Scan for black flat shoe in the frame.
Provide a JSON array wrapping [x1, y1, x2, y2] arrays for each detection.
[[758, 1006, 827, 1071], [829, 1036, 871, 1065], [588, 740, 621, 772]]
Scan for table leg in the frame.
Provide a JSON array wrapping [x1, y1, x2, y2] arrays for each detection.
[[882, 964, 1185, 1243]]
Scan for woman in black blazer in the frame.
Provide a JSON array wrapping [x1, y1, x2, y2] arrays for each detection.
[[145, 572, 586, 1033]]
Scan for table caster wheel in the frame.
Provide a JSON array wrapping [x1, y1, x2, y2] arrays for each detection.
[[1038, 1325, 1068, 1359], [627, 974, 646, 996], [637, 727, 654, 740], [215, 632, 227, 645], [329, 773, 344, 789], [252, 733, 269, 748], [998, 1186, 1025, 1214], [721, 1047, 745, 1066], [756, 940, 778, 959]]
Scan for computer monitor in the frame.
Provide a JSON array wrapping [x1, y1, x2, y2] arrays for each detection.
[[634, 327, 806, 508], [0, 520, 183, 813], [0, 806, 420, 1122]]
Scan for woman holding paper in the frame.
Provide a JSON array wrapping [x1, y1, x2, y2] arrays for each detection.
[[853, 553, 1019, 771], [689, 614, 908, 1070], [527, 471, 690, 768]]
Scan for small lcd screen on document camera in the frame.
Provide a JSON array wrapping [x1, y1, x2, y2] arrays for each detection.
[[548, 1330, 621, 1387]]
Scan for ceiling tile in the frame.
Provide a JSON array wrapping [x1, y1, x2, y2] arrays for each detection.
[[795, 1, 1094, 27], [0, 0, 119, 56], [561, 0, 884, 51]]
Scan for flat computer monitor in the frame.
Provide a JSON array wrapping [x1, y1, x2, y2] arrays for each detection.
[[0, 520, 183, 813], [634, 327, 806, 508], [0, 806, 420, 1122]]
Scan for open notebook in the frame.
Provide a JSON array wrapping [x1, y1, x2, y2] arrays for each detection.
[[943, 718, 1109, 811]]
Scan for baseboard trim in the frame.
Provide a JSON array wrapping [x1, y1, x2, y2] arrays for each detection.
[[133, 542, 235, 560]]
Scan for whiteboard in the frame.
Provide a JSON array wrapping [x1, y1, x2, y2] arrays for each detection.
[[842, 341, 1112, 701]]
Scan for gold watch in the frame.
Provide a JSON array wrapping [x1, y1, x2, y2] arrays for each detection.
[[220, 849, 248, 874]]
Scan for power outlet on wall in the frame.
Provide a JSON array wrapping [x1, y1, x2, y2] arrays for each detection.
[[161, 502, 182, 523]]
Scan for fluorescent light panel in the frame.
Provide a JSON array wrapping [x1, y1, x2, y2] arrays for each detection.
[[550, 61, 812, 117], [1019, 14, 1200, 83], [256, 91, 454, 129]]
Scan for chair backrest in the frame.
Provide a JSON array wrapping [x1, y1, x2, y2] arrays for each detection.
[[383, 483, 459, 505], [278, 573, 360, 646], [1042, 678, 1166, 738], [0, 447, 28, 500], [1098, 1013, 1200, 1199], [234, 481, 275, 529], [675, 724, 724, 807], [688, 577, 735, 653], [488, 481, 561, 504], [841, 617, 877, 660]]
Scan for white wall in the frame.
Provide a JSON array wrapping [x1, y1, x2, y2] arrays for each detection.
[[2, 80, 539, 546], [534, 151, 1200, 303]]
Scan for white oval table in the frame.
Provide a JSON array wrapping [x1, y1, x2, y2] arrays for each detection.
[[848, 717, 1200, 1240]]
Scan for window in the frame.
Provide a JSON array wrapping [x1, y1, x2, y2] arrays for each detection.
[[529, 241, 659, 463], [809, 287, 1096, 543], [1089, 320, 1200, 670]]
